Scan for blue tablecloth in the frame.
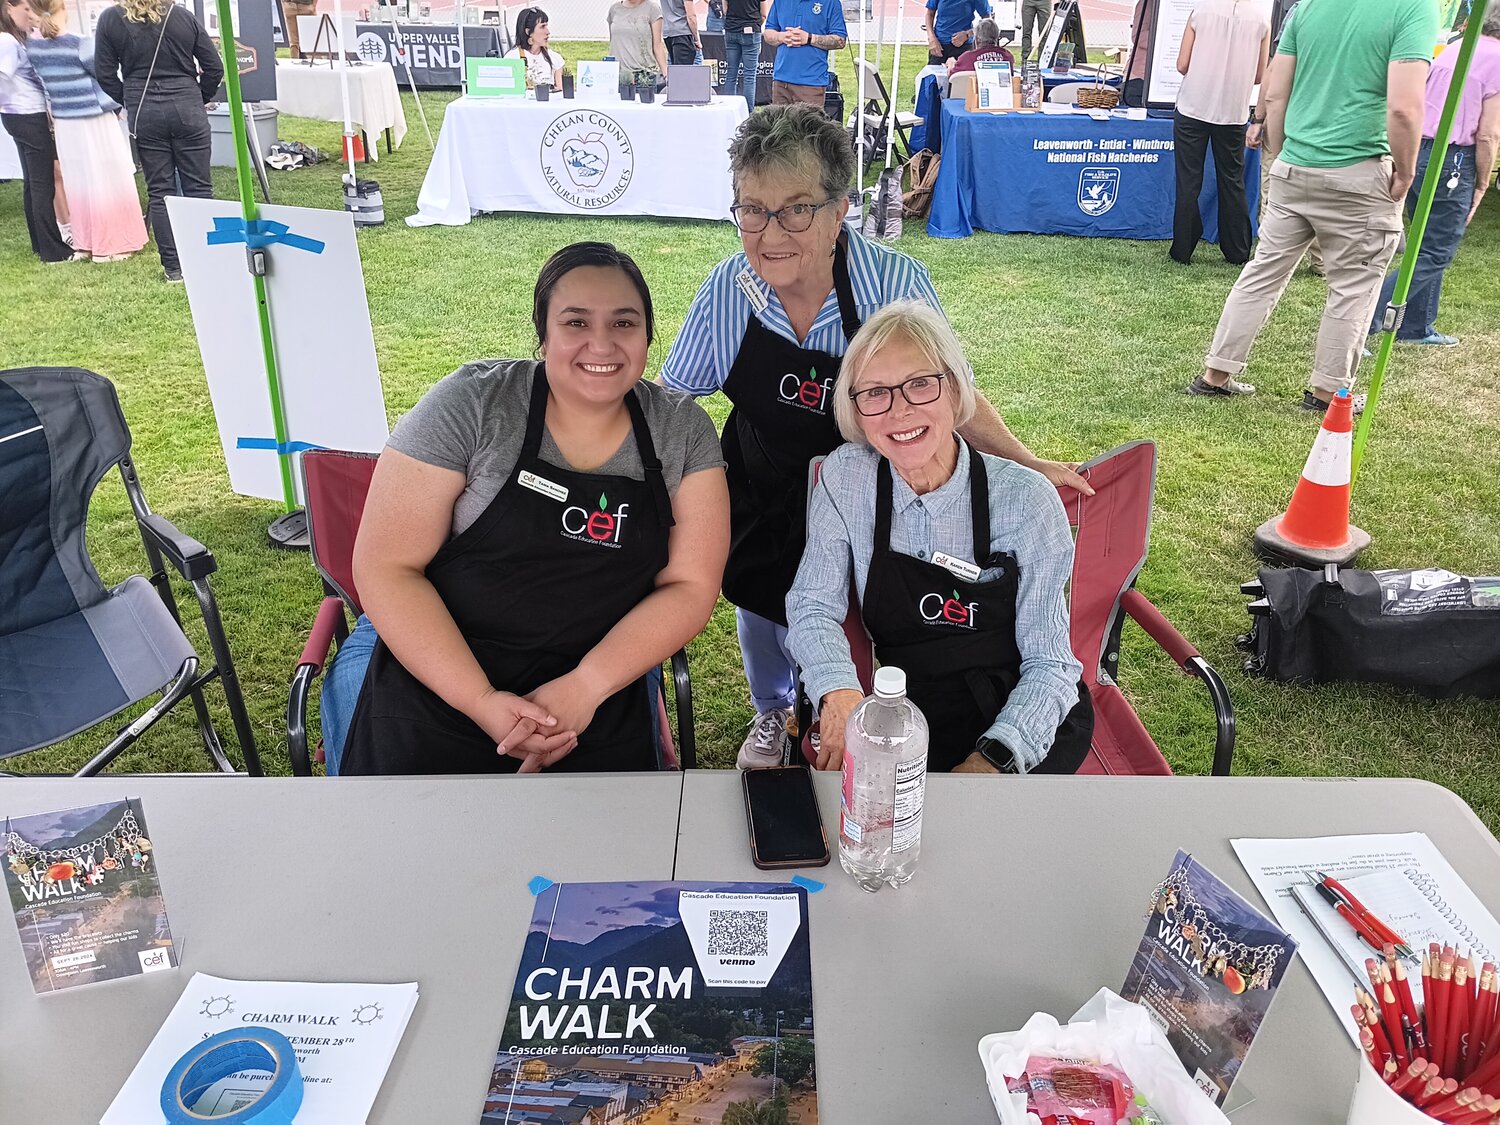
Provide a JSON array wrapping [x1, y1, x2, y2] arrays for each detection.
[[927, 102, 1261, 241], [911, 70, 1123, 153]]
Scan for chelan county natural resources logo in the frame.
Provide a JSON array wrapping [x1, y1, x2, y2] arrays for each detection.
[[539, 111, 635, 210]]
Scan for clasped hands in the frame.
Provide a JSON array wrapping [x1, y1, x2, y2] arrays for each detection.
[[472, 668, 606, 773], [781, 26, 812, 46]]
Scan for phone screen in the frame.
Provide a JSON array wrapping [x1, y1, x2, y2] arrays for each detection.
[[743, 767, 830, 868]]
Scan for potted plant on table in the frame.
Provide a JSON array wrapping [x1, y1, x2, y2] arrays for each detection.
[[636, 69, 658, 103]]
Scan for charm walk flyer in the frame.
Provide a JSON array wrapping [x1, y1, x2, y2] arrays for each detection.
[[487, 880, 817, 1124]]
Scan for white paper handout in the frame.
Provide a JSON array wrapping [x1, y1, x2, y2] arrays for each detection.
[[102, 972, 418, 1124], [1231, 833, 1500, 1045]]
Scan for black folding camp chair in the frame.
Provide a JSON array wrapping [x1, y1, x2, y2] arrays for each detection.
[[0, 367, 260, 775]]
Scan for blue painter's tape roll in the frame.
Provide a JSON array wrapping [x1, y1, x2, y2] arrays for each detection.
[[161, 1026, 304, 1123]]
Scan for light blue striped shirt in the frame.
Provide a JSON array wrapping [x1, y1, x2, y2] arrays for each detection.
[[658, 228, 944, 396], [785, 439, 1082, 771]]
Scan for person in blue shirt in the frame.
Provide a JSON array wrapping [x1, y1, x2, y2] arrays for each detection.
[[659, 105, 1093, 770], [926, 0, 989, 64], [763, 0, 846, 105]]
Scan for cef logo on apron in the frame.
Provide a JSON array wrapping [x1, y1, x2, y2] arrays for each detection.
[[778, 372, 835, 413], [562, 493, 631, 548], [919, 590, 979, 628]]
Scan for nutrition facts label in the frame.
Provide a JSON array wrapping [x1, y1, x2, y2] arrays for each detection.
[[892, 755, 927, 853]]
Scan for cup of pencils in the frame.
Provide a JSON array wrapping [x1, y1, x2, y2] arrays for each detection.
[[1349, 944, 1500, 1123]]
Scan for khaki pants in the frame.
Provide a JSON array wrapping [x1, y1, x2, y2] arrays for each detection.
[[1260, 150, 1323, 271], [771, 80, 825, 106], [1207, 156, 1402, 394]]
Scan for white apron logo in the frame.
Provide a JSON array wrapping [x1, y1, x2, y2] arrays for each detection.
[[1078, 167, 1120, 216], [540, 111, 635, 209], [779, 372, 835, 414], [562, 493, 630, 548], [919, 591, 978, 629], [355, 32, 389, 63]]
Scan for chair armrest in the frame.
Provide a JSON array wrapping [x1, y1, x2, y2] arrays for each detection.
[[1120, 589, 1236, 777], [139, 513, 217, 581], [286, 597, 347, 776], [671, 648, 696, 770]]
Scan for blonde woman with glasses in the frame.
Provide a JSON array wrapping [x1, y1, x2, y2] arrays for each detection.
[[95, 0, 221, 282]]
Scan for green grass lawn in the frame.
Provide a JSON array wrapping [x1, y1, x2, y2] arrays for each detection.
[[3, 44, 1498, 825]]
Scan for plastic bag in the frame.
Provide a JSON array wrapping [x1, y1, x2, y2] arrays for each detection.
[[1006, 1056, 1134, 1124]]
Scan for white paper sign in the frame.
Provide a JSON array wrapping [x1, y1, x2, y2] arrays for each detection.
[[102, 972, 418, 1124], [166, 198, 390, 503], [678, 891, 801, 988], [577, 59, 620, 102]]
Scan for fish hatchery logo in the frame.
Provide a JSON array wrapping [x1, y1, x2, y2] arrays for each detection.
[[540, 111, 634, 209], [1078, 167, 1121, 216]]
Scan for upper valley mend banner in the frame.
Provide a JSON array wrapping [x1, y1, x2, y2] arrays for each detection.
[[351, 22, 507, 87]]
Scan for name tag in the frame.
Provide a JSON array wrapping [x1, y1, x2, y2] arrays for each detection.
[[932, 551, 981, 582], [519, 470, 569, 503], [735, 267, 769, 314]]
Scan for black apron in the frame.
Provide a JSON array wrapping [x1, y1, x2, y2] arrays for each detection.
[[719, 239, 861, 625], [860, 452, 1094, 773], [341, 367, 673, 774]]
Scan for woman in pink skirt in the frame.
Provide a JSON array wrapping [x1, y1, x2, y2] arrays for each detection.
[[25, 0, 144, 260]]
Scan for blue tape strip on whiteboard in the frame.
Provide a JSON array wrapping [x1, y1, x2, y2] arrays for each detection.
[[790, 876, 824, 893], [236, 437, 324, 455], [161, 1026, 303, 1123], [207, 217, 326, 254], [528, 876, 556, 896]]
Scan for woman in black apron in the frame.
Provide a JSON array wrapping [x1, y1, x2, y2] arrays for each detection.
[[339, 244, 729, 775], [785, 301, 1092, 775]]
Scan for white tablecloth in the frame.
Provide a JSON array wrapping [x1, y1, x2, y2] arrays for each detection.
[[408, 94, 749, 227], [268, 59, 407, 160], [0, 127, 20, 179]]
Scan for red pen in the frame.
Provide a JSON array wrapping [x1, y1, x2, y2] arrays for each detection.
[[1318, 871, 1411, 953]]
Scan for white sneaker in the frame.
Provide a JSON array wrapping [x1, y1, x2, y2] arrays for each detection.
[[736, 707, 790, 769]]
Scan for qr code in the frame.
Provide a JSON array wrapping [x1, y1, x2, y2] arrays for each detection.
[[706, 909, 769, 956]]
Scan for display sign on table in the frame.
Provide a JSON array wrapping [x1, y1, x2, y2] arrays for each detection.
[[467, 56, 526, 97], [4, 799, 176, 993], [351, 22, 505, 88], [1121, 850, 1297, 1107], [486, 880, 816, 1124], [192, 0, 277, 102], [577, 59, 619, 102]]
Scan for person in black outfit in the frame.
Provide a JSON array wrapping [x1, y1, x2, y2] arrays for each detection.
[[1, 0, 72, 262], [95, 0, 222, 282]]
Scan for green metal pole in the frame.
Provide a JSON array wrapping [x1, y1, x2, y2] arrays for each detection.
[[214, 0, 297, 515], [1352, 0, 1489, 483]]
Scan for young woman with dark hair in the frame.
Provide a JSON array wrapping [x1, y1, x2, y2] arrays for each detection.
[[504, 6, 564, 90], [335, 243, 729, 775]]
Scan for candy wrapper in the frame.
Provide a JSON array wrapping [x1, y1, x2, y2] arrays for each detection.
[[977, 988, 1232, 1125]]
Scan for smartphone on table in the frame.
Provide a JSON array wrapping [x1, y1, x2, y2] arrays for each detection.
[[742, 765, 831, 870]]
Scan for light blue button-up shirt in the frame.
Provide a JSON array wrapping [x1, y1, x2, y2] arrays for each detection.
[[785, 439, 1083, 770]]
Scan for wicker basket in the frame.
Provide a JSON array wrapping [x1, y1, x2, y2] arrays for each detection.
[[1076, 66, 1120, 109]]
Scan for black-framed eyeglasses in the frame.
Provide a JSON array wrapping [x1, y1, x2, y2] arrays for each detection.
[[849, 373, 947, 417], [729, 198, 840, 234]]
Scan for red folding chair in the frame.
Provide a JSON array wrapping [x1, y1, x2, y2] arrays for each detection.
[[286, 449, 696, 775], [793, 441, 1235, 775]]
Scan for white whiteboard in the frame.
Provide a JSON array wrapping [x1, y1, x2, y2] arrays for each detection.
[[167, 197, 390, 503]]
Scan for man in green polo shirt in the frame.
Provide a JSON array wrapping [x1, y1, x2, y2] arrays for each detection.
[[1189, 0, 1440, 412]]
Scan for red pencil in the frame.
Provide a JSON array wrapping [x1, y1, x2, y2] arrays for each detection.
[[1436, 952, 1456, 1081], [1383, 981, 1411, 1065], [1357, 1000, 1397, 1066], [1448, 959, 1472, 1079], [1428, 1086, 1482, 1118], [1422, 1078, 1463, 1109], [1473, 965, 1495, 1066], [1393, 1058, 1436, 1097]]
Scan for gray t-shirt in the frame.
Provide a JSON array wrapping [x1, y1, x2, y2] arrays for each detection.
[[387, 358, 725, 538], [659, 0, 691, 38], [608, 0, 665, 78]]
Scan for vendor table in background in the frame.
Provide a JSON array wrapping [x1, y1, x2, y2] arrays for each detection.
[[911, 69, 1123, 153], [409, 95, 749, 227], [677, 773, 1500, 1123], [269, 60, 407, 161], [928, 100, 1261, 241], [6, 774, 1499, 1123]]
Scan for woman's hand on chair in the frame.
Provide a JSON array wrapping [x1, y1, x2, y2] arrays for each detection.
[[814, 689, 864, 771]]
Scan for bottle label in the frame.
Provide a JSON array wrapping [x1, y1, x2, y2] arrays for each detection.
[[891, 753, 927, 853], [840, 745, 861, 843]]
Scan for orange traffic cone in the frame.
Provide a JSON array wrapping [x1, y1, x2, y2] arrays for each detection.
[[1253, 389, 1371, 566]]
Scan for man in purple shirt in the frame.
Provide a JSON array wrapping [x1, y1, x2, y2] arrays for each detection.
[[1368, 12, 1500, 347]]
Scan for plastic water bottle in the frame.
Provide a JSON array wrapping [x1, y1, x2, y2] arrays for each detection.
[[839, 667, 930, 893]]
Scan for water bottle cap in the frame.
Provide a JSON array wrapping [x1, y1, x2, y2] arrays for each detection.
[[873, 667, 906, 699]]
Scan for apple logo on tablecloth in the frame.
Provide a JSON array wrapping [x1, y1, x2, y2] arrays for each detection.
[[540, 111, 635, 210]]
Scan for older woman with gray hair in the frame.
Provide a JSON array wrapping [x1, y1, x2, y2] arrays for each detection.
[[786, 301, 1093, 776], [660, 104, 1091, 770]]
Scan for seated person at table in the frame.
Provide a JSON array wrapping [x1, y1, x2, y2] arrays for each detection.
[[659, 104, 1091, 770], [786, 301, 1093, 776], [950, 18, 1015, 73], [927, 0, 989, 64], [607, 0, 669, 95], [336, 242, 729, 775], [505, 7, 564, 91]]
